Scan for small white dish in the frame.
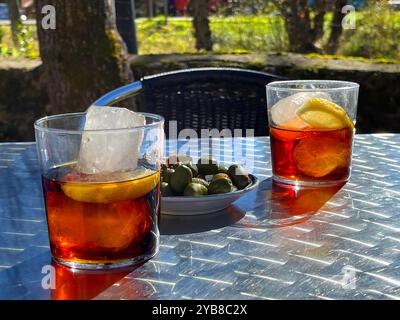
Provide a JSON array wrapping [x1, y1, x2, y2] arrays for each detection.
[[161, 174, 259, 216]]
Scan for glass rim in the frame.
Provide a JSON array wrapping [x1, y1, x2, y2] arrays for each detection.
[[266, 80, 360, 92], [34, 111, 165, 134]]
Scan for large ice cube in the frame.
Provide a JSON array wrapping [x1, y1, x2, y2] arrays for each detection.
[[77, 106, 145, 174], [271, 92, 331, 129]]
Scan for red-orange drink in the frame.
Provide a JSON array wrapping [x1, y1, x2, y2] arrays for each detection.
[[51, 262, 130, 300], [270, 126, 354, 184], [42, 163, 160, 268], [267, 92, 356, 185]]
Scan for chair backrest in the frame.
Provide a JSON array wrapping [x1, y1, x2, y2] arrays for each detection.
[[136, 68, 284, 137]]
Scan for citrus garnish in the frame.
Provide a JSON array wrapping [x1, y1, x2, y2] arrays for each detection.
[[293, 136, 351, 178], [270, 92, 332, 130], [296, 98, 355, 130], [61, 170, 160, 204]]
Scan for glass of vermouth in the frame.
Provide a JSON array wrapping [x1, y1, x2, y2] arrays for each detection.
[[35, 107, 164, 269], [266, 80, 359, 186]]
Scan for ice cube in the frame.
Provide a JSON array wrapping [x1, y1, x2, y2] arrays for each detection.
[[77, 106, 145, 174], [270, 92, 331, 129]]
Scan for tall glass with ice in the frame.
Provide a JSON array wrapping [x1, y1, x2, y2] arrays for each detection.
[[35, 107, 164, 269], [267, 80, 359, 186]]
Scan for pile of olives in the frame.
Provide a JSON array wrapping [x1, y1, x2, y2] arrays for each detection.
[[161, 155, 252, 197]]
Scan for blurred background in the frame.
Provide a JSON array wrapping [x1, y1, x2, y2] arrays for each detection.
[[0, 0, 399, 141]]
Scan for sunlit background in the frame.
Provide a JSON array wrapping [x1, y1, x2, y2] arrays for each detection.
[[0, 0, 399, 142], [1, 0, 399, 59]]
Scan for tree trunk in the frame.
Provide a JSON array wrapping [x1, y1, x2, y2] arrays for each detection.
[[325, 0, 347, 54], [278, 0, 316, 53], [7, 0, 21, 48], [311, 0, 328, 44], [148, 0, 154, 18], [36, 0, 133, 114], [190, 0, 212, 51]]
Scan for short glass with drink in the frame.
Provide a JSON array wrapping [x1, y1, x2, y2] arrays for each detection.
[[267, 80, 359, 186], [35, 107, 164, 269]]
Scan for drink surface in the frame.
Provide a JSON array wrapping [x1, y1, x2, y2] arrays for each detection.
[[42, 163, 160, 266], [270, 126, 354, 183]]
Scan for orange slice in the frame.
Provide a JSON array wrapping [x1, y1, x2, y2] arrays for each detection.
[[61, 170, 160, 204], [296, 98, 354, 130], [293, 136, 350, 178]]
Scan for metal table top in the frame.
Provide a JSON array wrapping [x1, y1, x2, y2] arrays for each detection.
[[0, 135, 400, 300]]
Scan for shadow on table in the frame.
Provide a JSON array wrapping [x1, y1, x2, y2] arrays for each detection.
[[234, 178, 345, 228], [160, 205, 246, 235], [160, 178, 345, 233], [0, 252, 136, 300]]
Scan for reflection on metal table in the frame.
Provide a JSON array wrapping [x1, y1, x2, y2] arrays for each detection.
[[0, 135, 400, 300]]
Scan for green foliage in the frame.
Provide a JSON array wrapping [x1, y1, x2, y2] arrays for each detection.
[[136, 18, 195, 54], [136, 15, 288, 54], [338, 2, 400, 60], [135, 10, 400, 59], [0, 24, 39, 59], [210, 16, 288, 53], [15, 23, 38, 58], [1, 7, 400, 61]]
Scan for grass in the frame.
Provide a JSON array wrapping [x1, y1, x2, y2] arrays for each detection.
[[136, 11, 400, 60], [136, 18, 195, 55], [0, 15, 288, 58], [136, 16, 288, 55]]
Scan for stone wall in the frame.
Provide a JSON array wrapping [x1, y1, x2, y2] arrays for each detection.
[[1, 53, 399, 141], [0, 58, 46, 142]]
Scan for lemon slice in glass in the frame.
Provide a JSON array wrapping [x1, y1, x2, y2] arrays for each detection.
[[61, 170, 160, 204], [296, 98, 354, 130], [270, 92, 332, 130]]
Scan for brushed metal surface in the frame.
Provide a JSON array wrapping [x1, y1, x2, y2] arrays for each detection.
[[0, 135, 400, 300]]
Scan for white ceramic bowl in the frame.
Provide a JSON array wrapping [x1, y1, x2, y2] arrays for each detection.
[[161, 174, 259, 215]]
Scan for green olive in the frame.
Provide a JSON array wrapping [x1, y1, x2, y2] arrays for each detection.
[[197, 156, 218, 175], [192, 178, 209, 188], [208, 178, 233, 195], [170, 164, 193, 195], [161, 182, 173, 197], [228, 164, 251, 190], [184, 183, 208, 196], [161, 168, 174, 184], [211, 173, 231, 183], [217, 165, 228, 174]]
